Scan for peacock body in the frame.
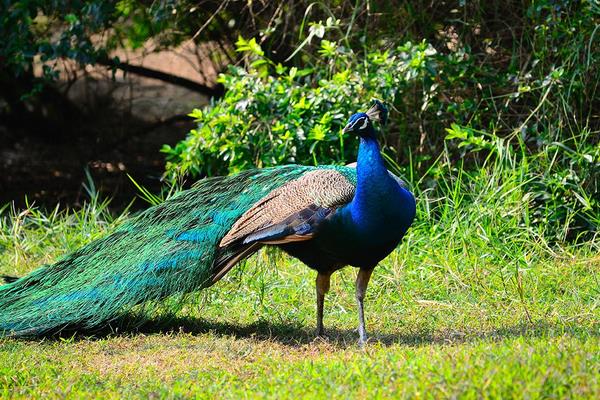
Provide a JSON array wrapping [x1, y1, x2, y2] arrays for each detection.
[[0, 101, 415, 342]]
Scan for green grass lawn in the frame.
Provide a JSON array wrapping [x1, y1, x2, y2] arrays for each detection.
[[1, 239, 598, 397], [0, 185, 598, 398]]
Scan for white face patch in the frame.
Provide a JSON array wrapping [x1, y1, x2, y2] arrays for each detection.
[[349, 116, 368, 131]]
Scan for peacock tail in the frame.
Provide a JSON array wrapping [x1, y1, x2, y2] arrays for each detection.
[[0, 165, 357, 336]]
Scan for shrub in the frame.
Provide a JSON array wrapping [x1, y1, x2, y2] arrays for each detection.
[[162, 38, 440, 179], [164, 2, 599, 242]]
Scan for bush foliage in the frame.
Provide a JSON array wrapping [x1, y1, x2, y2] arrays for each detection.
[[162, 38, 439, 177], [164, 2, 598, 242], [2, 0, 597, 241]]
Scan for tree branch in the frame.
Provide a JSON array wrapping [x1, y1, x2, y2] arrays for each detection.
[[97, 57, 225, 98]]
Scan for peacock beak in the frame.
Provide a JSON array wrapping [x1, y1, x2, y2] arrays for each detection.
[[342, 123, 352, 134]]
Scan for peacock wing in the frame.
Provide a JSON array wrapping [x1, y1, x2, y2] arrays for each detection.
[[219, 168, 356, 247]]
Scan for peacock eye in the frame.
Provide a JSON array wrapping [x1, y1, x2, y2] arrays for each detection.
[[358, 117, 368, 130]]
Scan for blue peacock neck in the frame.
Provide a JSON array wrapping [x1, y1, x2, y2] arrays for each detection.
[[348, 132, 400, 227]]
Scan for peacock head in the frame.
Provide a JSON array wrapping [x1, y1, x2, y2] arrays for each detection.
[[342, 100, 388, 138]]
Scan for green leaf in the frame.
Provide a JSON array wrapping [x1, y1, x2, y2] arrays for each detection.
[[64, 14, 78, 24]]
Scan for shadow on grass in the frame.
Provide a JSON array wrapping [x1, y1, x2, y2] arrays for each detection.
[[20, 313, 599, 348], [136, 315, 599, 347]]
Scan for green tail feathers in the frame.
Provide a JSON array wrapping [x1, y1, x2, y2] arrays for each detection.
[[0, 166, 321, 336]]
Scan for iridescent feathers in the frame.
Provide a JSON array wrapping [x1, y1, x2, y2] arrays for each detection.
[[0, 165, 358, 336]]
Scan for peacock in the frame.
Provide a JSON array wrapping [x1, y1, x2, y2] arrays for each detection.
[[0, 100, 415, 343]]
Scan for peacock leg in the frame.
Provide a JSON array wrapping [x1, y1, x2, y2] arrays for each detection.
[[356, 268, 374, 345], [315, 272, 331, 337]]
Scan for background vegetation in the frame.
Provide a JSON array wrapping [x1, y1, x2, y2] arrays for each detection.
[[0, 0, 599, 398], [161, 0, 599, 242]]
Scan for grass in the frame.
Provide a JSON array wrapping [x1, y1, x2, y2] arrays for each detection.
[[0, 162, 598, 399], [1, 1, 597, 396]]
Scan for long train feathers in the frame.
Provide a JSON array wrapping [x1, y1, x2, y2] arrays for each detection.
[[0, 165, 354, 336]]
